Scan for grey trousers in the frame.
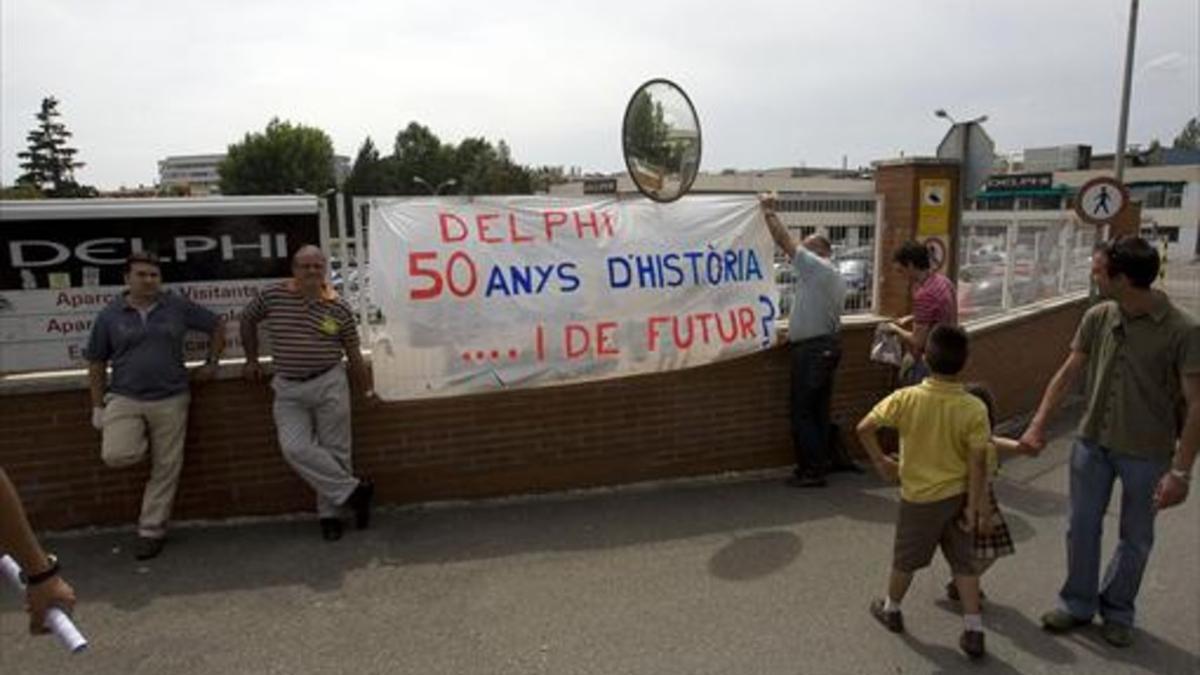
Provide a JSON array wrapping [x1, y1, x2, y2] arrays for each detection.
[[271, 365, 359, 517]]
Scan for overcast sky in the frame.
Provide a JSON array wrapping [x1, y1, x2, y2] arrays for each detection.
[[2, 0, 1197, 190]]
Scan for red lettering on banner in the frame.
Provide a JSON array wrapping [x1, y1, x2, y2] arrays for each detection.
[[508, 214, 534, 243], [437, 209, 614, 244], [574, 211, 600, 239], [439, 213, 469, 242], [565, 324, 591, 359], [543, 211, 568, 241], [695, 312, 715, 343], [737, 307, 757, 339], [476, 214, 504, 243], [645, 307, 759, 352], [596, 322, 619, 355]]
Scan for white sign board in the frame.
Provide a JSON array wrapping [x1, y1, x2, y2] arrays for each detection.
[[368, 195, 778, 400]]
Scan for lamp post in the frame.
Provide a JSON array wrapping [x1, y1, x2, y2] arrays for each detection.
[[412, 176, 458, 195], [1114, 0, 1139, 182]]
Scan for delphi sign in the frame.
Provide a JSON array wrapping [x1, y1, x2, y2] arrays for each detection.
[[0, 198, 321, 373]]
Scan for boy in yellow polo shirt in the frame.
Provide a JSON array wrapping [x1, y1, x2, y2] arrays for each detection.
[[856, 325, 992, 660]]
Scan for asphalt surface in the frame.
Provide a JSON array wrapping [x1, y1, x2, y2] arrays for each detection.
[[2, 405, 1198, 675]]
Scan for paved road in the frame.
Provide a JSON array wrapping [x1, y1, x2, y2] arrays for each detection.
[[2, 409, 1198, 674]]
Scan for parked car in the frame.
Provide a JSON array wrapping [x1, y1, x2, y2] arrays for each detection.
[[835, 247, 873, 310]]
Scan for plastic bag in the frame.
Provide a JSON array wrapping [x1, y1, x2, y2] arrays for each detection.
[[870, 326, 904, 367]]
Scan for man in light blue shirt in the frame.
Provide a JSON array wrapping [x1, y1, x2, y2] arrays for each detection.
[[762, 197, 850, 487]]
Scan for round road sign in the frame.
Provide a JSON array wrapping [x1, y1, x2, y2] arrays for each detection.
[[924, 237, 947, 272], [1074, 176, 1128, 225]]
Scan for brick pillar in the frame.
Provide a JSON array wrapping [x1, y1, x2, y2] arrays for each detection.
[[872, 158, 962, 318]]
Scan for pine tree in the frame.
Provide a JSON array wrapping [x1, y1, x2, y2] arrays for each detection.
[[16, 96, 92, 197]]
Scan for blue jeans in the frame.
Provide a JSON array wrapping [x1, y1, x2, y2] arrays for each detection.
[[789, 336, 841, 476], [1059, 439, 1167, 627]]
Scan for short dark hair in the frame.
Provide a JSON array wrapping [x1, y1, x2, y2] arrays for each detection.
[[893, 240, 930, 270], [964, 382, 996, 429], [1099, 235, 1159, 289], [926, 324, 969, 375], [125, 251, 161, 273]]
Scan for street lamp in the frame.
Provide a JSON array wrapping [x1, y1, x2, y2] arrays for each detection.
[[934, 109, 987, 126], [412, 176, 458, 195]]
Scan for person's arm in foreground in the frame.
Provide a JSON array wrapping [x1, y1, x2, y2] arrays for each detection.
[[0, 468, 76, 634]]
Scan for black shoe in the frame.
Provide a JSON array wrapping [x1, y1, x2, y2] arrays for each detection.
[[959, 630, 986, 659], [869, 598, 905, 633], [1041, 608, 1091, 633], [320, 518, 343, 541], [134, 536, 165, 561], [345, 479, 375, 530], [786, 472, 827, 488]]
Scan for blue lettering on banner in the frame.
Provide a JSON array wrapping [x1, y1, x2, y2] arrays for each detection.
[[605, 248, 763, 290], [484, 262, 581, 298]]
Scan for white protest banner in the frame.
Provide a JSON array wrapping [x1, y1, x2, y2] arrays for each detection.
[[368, 195, 779, 400]]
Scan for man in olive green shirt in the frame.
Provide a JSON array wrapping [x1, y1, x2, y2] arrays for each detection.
[[1021, 235, 1200, 647]]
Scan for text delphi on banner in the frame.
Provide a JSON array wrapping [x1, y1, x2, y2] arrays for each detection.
[[368, 195, 778, 400]]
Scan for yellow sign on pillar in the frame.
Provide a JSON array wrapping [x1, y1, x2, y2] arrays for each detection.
[[917, 179, 951, 237]]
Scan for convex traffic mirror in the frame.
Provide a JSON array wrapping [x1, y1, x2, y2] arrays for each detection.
[[622, 79, 702, 202]]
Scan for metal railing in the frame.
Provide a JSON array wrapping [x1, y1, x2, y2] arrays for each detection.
[[958, 214, 1106, 321]]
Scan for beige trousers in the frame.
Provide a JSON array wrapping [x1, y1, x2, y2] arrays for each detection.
[[101, 392, 190, 538]]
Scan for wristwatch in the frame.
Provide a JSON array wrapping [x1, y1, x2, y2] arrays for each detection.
[[1169, 468, 1192, 483], [20, 554, 60, 586]]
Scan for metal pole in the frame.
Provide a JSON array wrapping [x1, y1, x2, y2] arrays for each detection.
[[959, 122, 970, 210], [1114, 0, 1139, 182]]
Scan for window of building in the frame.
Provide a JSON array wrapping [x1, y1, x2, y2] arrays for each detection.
[[1166, 184, 1184, 209]]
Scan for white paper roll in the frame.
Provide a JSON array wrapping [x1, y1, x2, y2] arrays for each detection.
[[1, 555, 88, 653]]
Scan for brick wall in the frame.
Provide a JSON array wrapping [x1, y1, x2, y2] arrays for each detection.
[[1, 300, 1085, 531]]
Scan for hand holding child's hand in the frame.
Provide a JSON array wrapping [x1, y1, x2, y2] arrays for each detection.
[[958, 507, 977, 533], [975, 508, 997, 536]]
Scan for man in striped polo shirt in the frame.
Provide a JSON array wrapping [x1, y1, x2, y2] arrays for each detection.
[[882, 240, 958, 385], [241, 245, 374, 541]]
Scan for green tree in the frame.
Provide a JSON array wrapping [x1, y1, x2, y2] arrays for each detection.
[[344, 137, 394, 196], [340, 121, 537, 197], [0, 184, 45, 200], [391, 122, 453, 193], [1173, 117, 1199, 150], [16, 96, 95, 197], [219, 118, 336, 195], [624, 91, 671, 169]]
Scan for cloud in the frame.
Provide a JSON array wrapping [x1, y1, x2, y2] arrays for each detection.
[[2, 0, 1197, 189]]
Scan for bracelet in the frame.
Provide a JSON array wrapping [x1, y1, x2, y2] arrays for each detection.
[[1170, 468, 1191, 483], [21, 554, 59, 586]]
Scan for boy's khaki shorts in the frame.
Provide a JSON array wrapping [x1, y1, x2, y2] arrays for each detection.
[[893, 493, 976, 575]]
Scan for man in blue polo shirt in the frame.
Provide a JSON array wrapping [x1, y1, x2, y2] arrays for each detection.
[[85, 252, 225, 560]]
